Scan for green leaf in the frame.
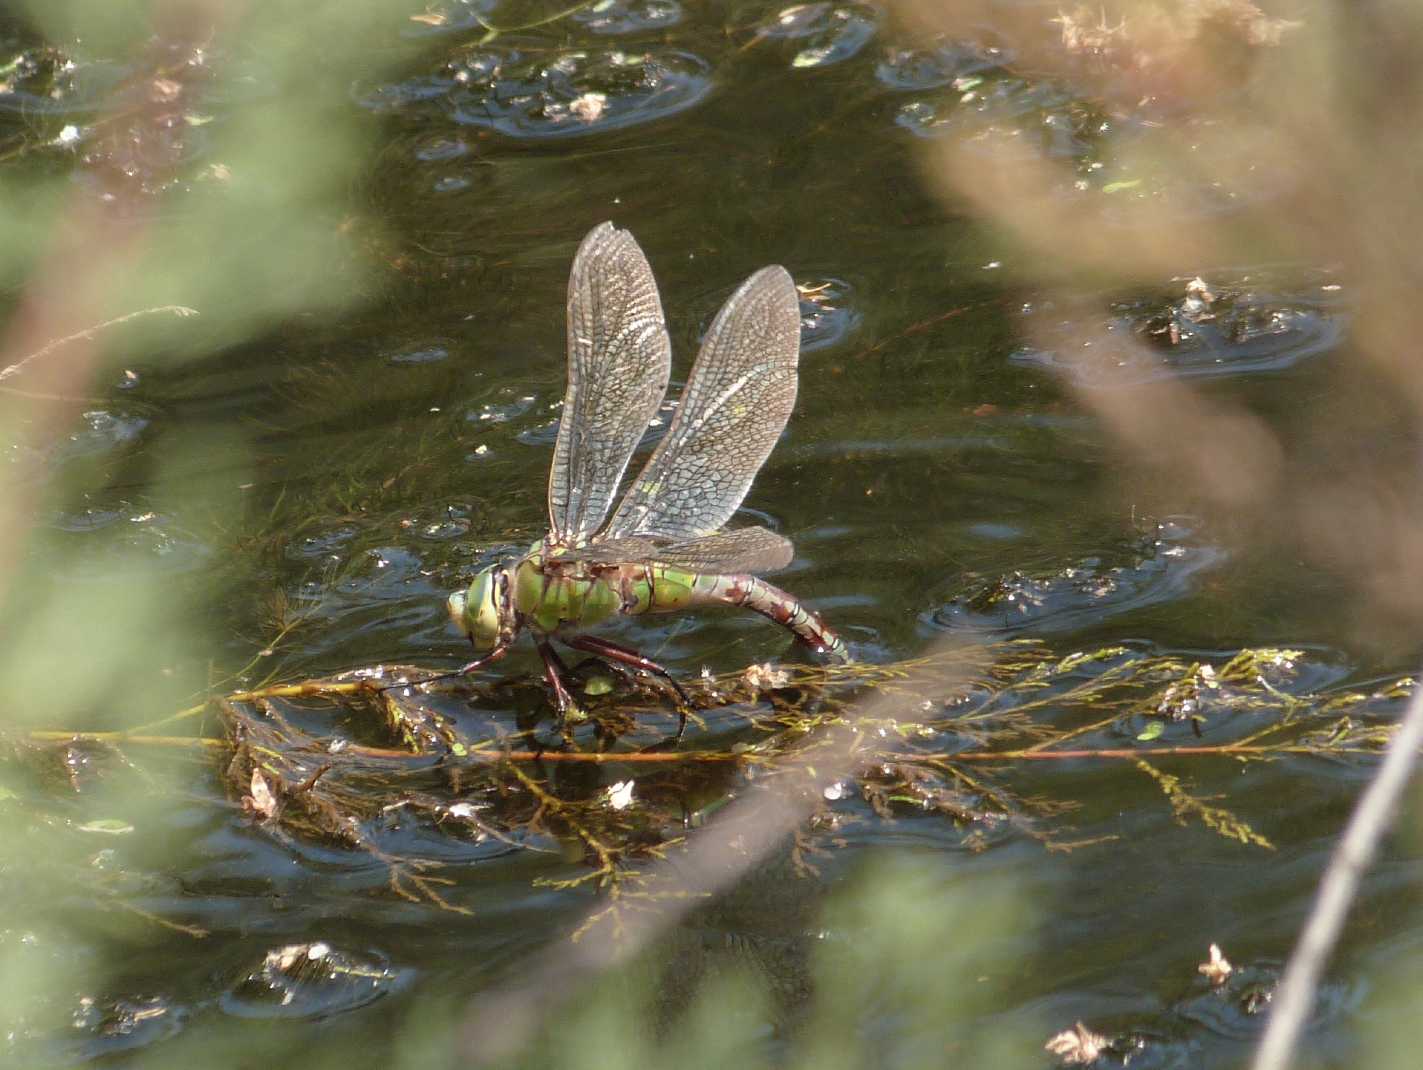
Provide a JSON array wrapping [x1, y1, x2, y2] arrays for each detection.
[[1137, 721, 1165, 741]]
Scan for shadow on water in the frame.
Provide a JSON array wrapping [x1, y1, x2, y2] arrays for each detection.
[[2, 2, 1421, 1067]]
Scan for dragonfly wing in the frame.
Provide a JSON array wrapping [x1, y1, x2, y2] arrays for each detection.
[[604, 265, 800, 540], [646, 526, 795, 574], [551, 526, 794, 574], [548, 222, 672, 543]]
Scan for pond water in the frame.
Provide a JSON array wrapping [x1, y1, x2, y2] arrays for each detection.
[[3, 2, 1420, 1068]]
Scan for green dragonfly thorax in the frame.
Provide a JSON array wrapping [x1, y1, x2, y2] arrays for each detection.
[[511, 547, 621, 635], [450, 540, 628, 650]]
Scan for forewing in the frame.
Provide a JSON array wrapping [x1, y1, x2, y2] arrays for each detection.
[[547, 222, 672, 543], [605, 265, 800, 540], [553, 526, 795, 575]]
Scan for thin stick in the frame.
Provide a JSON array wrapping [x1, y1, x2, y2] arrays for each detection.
[[27, 731, 228, 750], [0, 305, 198, 382], [1251, 672, 1423, 1070]]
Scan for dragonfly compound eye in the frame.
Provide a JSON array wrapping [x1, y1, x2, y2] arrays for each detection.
[[446, 589, 469, 634], [452, 566, 504, 650]]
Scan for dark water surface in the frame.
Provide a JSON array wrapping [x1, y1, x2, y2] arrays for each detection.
[[4, 2, 1419, 1067]]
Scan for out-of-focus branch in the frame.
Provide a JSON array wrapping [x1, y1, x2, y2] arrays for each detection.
[[0, 305, 197, 384], [885, 3, 1423, 1066], [1251, 670, 1423, 1070], [0, 3, 227, 598], [456, 640, 974, 1064]]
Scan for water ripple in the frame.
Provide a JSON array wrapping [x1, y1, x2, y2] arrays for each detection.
[[757, 4, 881, 70], [220, 942, 411, 1019], [1012, 272, 1346, 385], [925, 517, 1225, 637], [59, 409, 150, 461], [572, 0, 684, 35], [66, 994, 186, 1060], [798, 276, 861, 352], [896, 75, 1105, 165], [875, 40, 1004, 91]]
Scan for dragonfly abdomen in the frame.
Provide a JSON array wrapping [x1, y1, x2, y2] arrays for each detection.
[[676, 571, 849, 663]]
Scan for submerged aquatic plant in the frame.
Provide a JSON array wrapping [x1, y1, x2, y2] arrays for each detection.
[[10, 639, 1409, 922]]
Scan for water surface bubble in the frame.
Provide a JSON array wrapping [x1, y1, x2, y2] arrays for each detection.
[[466, 395, 536, 423], [54, 505, 127, 533], [797, 277, 861, 352], [761, 2, 881, 69], [353, 73, 452, 113], [1012, 272, 1345, 385], [48, 503, 211, 574], [449, 48, 713, 140], [516, 419, 561, 447], [927, 518, 1225, 636], [62, 410, 149, 459], [573, 0, 683, 34], [421, 516, 472, 541], [288, 525, 359, 560], [432, 174, 472, 193], [875, 40, 1001, 91], [413, 135, 469, 162], [220, 943, 410, 1019], [388, 343, 450, 365], [895, 98, 952, 137], [68, 994, 185, 1059], [1173, 959, 1345, 1041]]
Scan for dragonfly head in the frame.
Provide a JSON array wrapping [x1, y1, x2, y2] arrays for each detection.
[[448, 564, 511, 650]]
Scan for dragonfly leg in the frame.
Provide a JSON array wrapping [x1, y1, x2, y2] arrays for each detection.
[[535, 636, 580, 724], [459, 639, 510, 677], [563, 633, 689, 739]]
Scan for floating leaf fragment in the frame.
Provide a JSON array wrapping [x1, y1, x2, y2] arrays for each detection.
[[1045, 1021, 1107, 1065], [243, 769, 278, 820], [744, 662, 790, 690], [1198, 943, 1233, 986]]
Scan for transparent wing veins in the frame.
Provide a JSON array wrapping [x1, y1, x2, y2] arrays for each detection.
[[605, 264, 801, 540], [547, 222, 671, 543], [549, 526, 795, 575]]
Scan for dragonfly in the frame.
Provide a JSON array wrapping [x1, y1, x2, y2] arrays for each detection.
[[447, 222, 849, 730]]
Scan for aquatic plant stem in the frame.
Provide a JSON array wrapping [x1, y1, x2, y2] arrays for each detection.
[[21, 728, 1381, 764], [1250, 671, 1423, 1070], [475, 0, 595, 43], [0, 305, 197, 384]]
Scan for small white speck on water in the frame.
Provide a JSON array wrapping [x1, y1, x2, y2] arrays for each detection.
[[607, 780, 635, 810]]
